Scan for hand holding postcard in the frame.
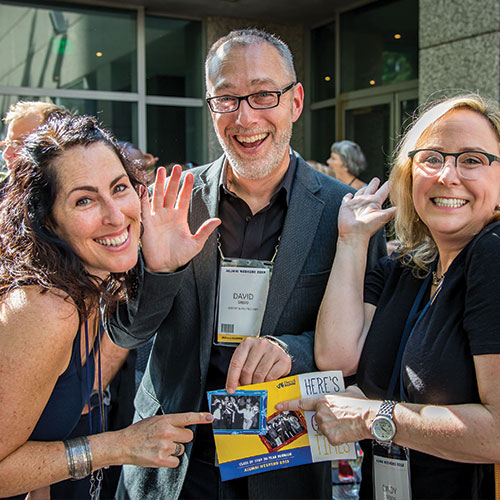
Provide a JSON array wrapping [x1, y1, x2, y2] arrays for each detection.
[[207, 370, 356, 481]]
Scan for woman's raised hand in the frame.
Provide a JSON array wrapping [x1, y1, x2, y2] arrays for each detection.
[[140, 165, 221, 273], [338, 178, 396, 241]]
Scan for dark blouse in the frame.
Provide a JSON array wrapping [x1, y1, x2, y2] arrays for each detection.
[[7, 323, 97, 500], [356, 221, 500, 499], [30, 322, 96, 441]]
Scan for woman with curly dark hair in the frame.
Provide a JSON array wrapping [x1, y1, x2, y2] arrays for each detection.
[[0, 114, 220, 499]]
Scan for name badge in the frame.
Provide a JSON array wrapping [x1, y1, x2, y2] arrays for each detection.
[[215, 257, 273, 346], [372, 442, 411, 500]]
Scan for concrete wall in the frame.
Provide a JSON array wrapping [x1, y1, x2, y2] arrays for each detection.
[[419, 0, 500, 103], [204, 17, 306, 161]]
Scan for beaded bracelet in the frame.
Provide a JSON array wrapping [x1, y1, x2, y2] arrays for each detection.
[[64, 436, 93, 479]]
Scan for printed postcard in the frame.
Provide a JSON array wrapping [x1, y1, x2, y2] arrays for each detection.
[[207, 370, 356, 481]]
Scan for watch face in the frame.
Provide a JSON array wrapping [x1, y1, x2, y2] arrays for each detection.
[[372, 416, 395, 441]]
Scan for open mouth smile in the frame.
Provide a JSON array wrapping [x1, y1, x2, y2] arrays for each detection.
[[431, 197, 468, 208], [234, 133, 269, 149], [95, 227, 130, 247]]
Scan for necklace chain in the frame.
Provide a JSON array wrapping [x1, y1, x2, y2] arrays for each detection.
[[432, 270, 445, 287]]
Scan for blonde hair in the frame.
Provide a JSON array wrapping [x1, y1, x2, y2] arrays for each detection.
[[4, 100, 68, 124], [390, 93, 500, 276]]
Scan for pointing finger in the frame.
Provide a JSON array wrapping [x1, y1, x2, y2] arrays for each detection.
[[276, 398, 317, 412], [226, 340, 253, 393], [165, 412, 214, 428]]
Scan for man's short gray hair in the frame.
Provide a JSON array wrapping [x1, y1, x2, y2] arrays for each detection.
[[330, 140, 367, 177], [205, 29, 296, 88]]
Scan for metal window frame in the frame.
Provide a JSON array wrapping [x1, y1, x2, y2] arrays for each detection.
[[306, 0, 418, 164], [0, 1, 205, 159]]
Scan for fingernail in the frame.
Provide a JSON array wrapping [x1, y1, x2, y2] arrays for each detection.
[[276, 403, 283, 411], [205, 414, 214, 422]]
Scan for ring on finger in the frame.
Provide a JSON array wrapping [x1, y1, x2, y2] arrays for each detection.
[[172, 443, 182, 457]]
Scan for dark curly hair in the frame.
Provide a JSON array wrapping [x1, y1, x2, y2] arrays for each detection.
[[0, 114, 145, 320]]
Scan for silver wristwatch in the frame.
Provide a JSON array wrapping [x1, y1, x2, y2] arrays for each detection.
[[370, 400, 397, 444]]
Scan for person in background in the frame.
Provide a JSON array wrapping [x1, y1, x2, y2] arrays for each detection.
[[0, 101, 71, 195], [0, 114, 218, 499], [327, 140, 367, 190], [1, 101, 70, 169], [279, 93, 500, 499], [306, 159, 335, 178], [107, 28, 385, 500], [119, 141, 159, 185]]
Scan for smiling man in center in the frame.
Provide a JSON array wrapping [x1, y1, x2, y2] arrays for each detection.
[[109, 29, 386, 500]]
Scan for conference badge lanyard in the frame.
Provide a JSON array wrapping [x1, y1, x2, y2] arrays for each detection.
[[373, 271, 443, 500], [214, 236, 278, 346], [373, 442, 411, 500]]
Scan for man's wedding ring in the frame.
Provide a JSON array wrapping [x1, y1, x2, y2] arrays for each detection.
[[172, 443, 182, 457]]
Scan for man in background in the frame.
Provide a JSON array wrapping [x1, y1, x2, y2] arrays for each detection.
[[1, 101, 68, 169]]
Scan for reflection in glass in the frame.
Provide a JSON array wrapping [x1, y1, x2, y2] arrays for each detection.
[[146, 17, 202, 98], [345, 104, 390, 181], [310, 106, 335, 165], [56, 98, 137, 144], [0, 3, 137, 92], [400, 97, 418, 135], [340, 0, 418, 92], [0, 94, 136, 153], [310, 22, 335, 102], [147, 105, 203, 168]]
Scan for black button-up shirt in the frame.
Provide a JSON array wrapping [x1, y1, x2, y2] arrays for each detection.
[[193, 154, 297, 460], [218, 155, 296, 261]]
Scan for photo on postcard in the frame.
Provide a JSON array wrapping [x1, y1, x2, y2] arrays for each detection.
[[259, 410, 307, 452], [207, 389, 268, 435]]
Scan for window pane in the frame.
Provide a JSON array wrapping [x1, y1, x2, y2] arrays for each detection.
[[146, 17, 202, 97], [0, 95, 136, 154], [310, 22, 335, 102], [0, 2, 136, 92], [310, 106, 335, 165], [56, 98, 137, 143], [340, 0, 418, 92], [345, 104, 390, 182], [147, 105, 203, 167], [400, 97, 418, 134]]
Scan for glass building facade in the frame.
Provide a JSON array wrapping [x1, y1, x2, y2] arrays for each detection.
[[308, 0, 418, 181], [0, 2, 204, 168], [0, 0, 419, 178]]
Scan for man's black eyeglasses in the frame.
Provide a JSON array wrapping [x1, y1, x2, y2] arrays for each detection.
[[206, 82, 297, 114]]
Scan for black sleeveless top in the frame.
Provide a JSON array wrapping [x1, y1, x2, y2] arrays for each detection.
[[31, 322, 97, 441]]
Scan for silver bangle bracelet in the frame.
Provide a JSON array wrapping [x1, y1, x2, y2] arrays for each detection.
[[64, 436, 93, 479]]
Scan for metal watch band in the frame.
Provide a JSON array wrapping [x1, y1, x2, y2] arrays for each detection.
[[262, 335, 289, 356], [377, 400, 397, 418]]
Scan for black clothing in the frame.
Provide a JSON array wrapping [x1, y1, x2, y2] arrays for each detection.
[[357, 222, 500, 499], [192, 155, 295, 463], [218, 155, 296, 261]]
